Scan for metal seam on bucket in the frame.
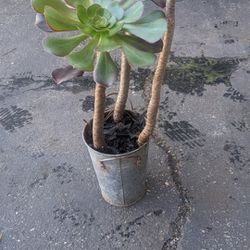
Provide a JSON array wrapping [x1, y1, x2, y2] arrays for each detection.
[[119, 158, 125, 205]]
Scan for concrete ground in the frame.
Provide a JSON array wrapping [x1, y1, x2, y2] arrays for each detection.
[[0, 0, 249, 249]]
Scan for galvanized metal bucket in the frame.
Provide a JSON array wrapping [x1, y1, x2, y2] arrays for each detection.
[[83, 123, 149, 207]]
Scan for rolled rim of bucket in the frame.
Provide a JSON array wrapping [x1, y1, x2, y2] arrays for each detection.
[[82, 119, 148, 157]]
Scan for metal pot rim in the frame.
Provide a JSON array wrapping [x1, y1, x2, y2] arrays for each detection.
[[82, 119, 148, 158]]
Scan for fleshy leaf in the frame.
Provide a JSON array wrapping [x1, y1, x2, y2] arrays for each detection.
[[67, 37, 99, 71], [97, 34, 120, 52], [120, 0, 134, 10], [32, 0, 76, 18], [124, 10, 167, 43], [77, 5, 88, 24], [94, 0, 112, 9], [121, 43, 156, 67], [94, 52, 118, 86], [116, 34, 163, 53], [44, 6, 80, 31], [108, 21, 124, 36], [43, 34, 88, 57], [107, 2, 124, 20], [123, 1, 144, 23], [64, 0, 89, 8], [33, 0, 168, 75], [35, 13, 53, 32], [87, 4, 102, 18], [52, 65, 84, 84]]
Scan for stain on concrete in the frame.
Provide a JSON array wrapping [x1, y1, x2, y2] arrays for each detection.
[[29, 172, 49, 189], [160, 96, 178, 121], [53, 208, 69, 223], [0, 105, 32, 132], [0, 72, 95, 99], [54, 76, 95, 94], [214, 20, 239, 29], [101, 215, 144, 241], [224, 141, 250, 171], [52, 162, 74, 185], [130, 68, 152, 92], [101, 210, 164, 244], [81, 96, 115, 112], [31, 151, 45, 159], [53, 208, 79, 226], [224, 39, 235, 44], [223, 87, 247, 102], [153, 209, 163, 216], [161, 120, 206, 148], [165, 56, 240, 96], [0, 73, 51, 99], [205, 226, 213, 232], [231, 119, 249, 132], [53, 205, 94, 228], [222, 34, 237, 44]]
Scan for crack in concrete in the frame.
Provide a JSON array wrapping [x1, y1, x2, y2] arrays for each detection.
[[152, 133, 192, 250], [142, 74, 192, 250]]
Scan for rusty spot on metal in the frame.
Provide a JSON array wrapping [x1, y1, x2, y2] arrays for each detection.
[[100, 161, 107, 171], [136, 157, 142, 168]]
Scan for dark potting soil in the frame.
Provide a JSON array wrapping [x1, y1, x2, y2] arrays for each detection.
[[85, 110, 145, 154]]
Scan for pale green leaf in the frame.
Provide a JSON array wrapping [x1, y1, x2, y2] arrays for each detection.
[[121, 43, 156, 67], [123, 1, 144, 23], [65, 0, 91, 8], [67, 37, 99, 71], [124, 10, 167, 43], [116, 34, 163, 53], [43, 34, 88, 57], [77, 5, 88, 24], [94, 0, 112, 9], [31, 0, 77, 19], [44, 6, 81, 31], [94, 52, 118, 86], [107, 2, 124, 20], [97, 34, 120, 52]]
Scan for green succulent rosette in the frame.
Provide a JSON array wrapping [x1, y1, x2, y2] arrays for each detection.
[[32, 0, 167, 86]]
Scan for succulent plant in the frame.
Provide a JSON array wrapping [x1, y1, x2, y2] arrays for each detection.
[[32, 0, 167, 86]]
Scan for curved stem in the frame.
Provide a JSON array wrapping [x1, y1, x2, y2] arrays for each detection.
[[93, 83, 106, 150], [138, 0, 176, 146], [113, 53, 131, 122]]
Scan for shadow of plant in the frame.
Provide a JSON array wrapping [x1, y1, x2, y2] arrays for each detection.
[[165, 56, 241, 96]]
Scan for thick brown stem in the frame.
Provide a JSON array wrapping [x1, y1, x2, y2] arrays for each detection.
[[113, 53, 131, 122], [93, 83, 106, 149], [138, 0, 176, 146]]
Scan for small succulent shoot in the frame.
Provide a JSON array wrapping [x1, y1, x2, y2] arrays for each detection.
[[51, 65, 84, 84], [32, 0, 167, 86]]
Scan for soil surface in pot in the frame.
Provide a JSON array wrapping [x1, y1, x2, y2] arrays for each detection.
[[85, 110, 145, 154]]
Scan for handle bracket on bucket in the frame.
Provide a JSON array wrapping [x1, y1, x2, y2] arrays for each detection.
[[99, 155, 141, 170]]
